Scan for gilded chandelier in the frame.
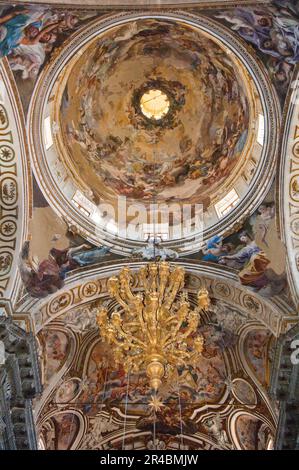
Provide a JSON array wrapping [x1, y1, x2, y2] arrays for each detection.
[[96, 262, 210, 391]]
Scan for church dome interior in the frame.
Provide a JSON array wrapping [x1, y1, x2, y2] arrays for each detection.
[[0, 0, 298, 456], [57, 19, 252, 205]]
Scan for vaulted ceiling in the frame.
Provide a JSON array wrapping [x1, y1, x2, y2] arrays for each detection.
[[0, 0, 298, 451]]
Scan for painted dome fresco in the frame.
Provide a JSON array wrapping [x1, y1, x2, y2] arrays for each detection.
[[56, 19, 252, 207], [31, 11, 277, 251]]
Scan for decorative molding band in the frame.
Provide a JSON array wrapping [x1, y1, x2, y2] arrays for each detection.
[[278, 66, 299, 310], [15, 260, 287, 336], [0, 59, 31, 304], [0, 1, 272, 6]]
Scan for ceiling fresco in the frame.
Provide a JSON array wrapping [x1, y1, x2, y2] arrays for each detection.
[[244, 329, 274, 386], [208, 1, 299, 100], [39, 328, 70, 385], [199, 188, 287, 298], [0, 2, 296, 105], [2, 1, 283, 300], [0, 0, 299, 452], [36, 298, 277, 450], [57, 19, 251, 207], [0, 5, 100, 107], [235, 414, 273, 450], [15, 182, 288, 301]]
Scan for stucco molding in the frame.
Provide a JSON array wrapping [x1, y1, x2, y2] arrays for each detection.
[[278, 66, 299, 310], [14, 260, 288, 336], [0, 59, 31, 305]]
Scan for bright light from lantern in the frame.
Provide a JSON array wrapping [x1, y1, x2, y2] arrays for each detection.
[[140, 89, 170, 120]]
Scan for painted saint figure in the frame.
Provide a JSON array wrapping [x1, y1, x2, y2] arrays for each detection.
[[19, 240, 110, 298]]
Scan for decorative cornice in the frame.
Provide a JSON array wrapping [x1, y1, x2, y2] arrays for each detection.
[[0, 1, 272, 8], [0, 59, 31, 305], [14, 259, 289, 336], [277, 66, 299, 310]]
